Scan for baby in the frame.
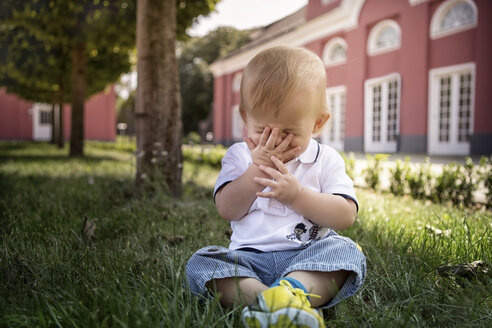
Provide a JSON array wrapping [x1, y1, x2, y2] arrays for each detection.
[[187, 46, 366, 328]]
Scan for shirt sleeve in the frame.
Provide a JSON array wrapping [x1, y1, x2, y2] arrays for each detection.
[[213, 143, 250, 200], [320, 148, 359, 211]]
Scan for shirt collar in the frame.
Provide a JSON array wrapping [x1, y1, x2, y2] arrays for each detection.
[[297, 139, 320, 164]]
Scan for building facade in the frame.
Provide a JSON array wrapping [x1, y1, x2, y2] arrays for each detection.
[[210, 0, 492, 155], [0, 86, 116, 141]]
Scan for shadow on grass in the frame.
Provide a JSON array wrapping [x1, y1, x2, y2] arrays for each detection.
[[0, 154, 121, 164]]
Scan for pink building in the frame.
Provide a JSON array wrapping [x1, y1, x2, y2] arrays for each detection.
[[210, 0, 492, 156], [0, 87, 116, 141]]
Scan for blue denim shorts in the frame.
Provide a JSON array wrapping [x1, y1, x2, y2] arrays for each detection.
[[186, 231, 366, 308]]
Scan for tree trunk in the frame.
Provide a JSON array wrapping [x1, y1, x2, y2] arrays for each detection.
[[57, 103, 64, 149], [70, 43, 86, 157], [135, 0, 182, 197], [57, 84, 64, 149], [50, 103, 56, 144]]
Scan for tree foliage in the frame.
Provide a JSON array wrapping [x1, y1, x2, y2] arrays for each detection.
[[0, 0, 136, 97], [178, 26, 251, 135], [0, 0, 136, 156]]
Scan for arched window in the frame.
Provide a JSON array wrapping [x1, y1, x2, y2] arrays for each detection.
[[367, 19, 401, 56], [232, 72, 242, 92], [322, 37, 347, 67], [430, 0, 477, 39]]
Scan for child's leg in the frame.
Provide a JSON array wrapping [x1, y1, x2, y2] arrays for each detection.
[[209, 277, 269, 308], [286, 270, 349, 307]]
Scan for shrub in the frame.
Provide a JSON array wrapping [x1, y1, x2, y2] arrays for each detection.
[[478, 156, 492, 208], [433, 158, 476, 207], [434, 162, 460, 204], [389, 158, 409, 196], [460, 157, 477, 207], [182, 144, 226, 168], [406, 158, 432, 200], [341, 152, 356, 180], [183, 131, 202, 145], [363, 154, 389, 191]]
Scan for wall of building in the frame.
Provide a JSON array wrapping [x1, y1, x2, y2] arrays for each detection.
[[211, 0, 491, 155], [0, 88, 33, 140], [0, 87, 116, 141], [471, 0, 492, 154]]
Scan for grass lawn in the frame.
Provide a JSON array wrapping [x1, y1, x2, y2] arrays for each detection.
[[0, 141, 490, 327]]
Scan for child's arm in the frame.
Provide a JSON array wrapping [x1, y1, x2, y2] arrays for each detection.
[[254, 156, 357, 230], [215, 128, 300, 221]]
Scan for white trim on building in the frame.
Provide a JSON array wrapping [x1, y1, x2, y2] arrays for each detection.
[[428, 62, 475, 155], [231, 104, 244, 142], [430, 0, 478, 40], [367, 19, 401, 56], [364, 73, 401, 153], [321, 86, 346, 151], [322, 37, 347, 67], [232, 72, 242, 92], [209, 0, 366, 77], [32, 103, 52, 141]]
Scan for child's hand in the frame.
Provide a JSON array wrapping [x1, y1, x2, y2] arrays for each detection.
[[254, 155, 303, 206], [244, 127, 300, 168]]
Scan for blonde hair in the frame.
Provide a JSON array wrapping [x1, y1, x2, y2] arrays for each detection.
[[240, 46, 328, 118]]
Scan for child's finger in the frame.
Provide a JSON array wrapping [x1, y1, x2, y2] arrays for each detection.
[[253, 177, 276, 188], [265, 127, 278, 150], [281, 146, 301, 162], [258, 164, 283, 180], [276, 133, 294, 152], [258, 127, 270, 146], [270, 156, 289, 174], [256, 191, 274, 198]]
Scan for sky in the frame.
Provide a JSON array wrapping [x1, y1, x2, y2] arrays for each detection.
[[117, 0, 308, 99], [188, 0, 308, 37]]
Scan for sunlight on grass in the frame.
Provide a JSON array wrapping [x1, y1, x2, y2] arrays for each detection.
[[0, 141, 490, 327]]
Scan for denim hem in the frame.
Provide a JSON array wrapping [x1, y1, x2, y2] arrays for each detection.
[[194, 270, 260, 296], [281, 263, 364, 309]]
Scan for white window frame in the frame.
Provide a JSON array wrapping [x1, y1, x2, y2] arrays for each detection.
[[231, 104, 244, 141], [322, 37, 347, 67], [430, 0, 478, 40], [428, 62, 475, 155], [364, 73, 401, 153], [232, 72, 242, 92], [32, 103, 52, 141], [321, 86, 346, 151], [367, 19, 401, 56]]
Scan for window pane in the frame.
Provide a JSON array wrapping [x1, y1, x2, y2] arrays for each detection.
[[386, 80, 398, 142], [329, 95, 336, 142], [458, 73, 471, 142], [372, 85, 381, 142], [439, 77, 451, 142], [330, 44, 346, 62], [441, 3, 475, 31], [40, 110, 51, 125], [340, 93, 346, 144], [376, 26, 398, 49]]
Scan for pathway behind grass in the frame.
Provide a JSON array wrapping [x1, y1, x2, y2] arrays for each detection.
[[0, 141, 490, 327]]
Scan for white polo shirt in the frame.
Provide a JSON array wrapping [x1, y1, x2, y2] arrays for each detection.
[[214, 139, 358, 252]]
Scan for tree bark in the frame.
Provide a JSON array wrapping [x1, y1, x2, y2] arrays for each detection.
[[135, 0, 183, 197], [50, 103, 56, 144], [70, 43, 86, 157], [57, 103, 64, 148], [57, 83, 64, 149]]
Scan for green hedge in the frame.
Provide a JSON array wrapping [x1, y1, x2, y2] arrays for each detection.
[[347, 153, 492, 208], [182, 144, 226, 168]]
